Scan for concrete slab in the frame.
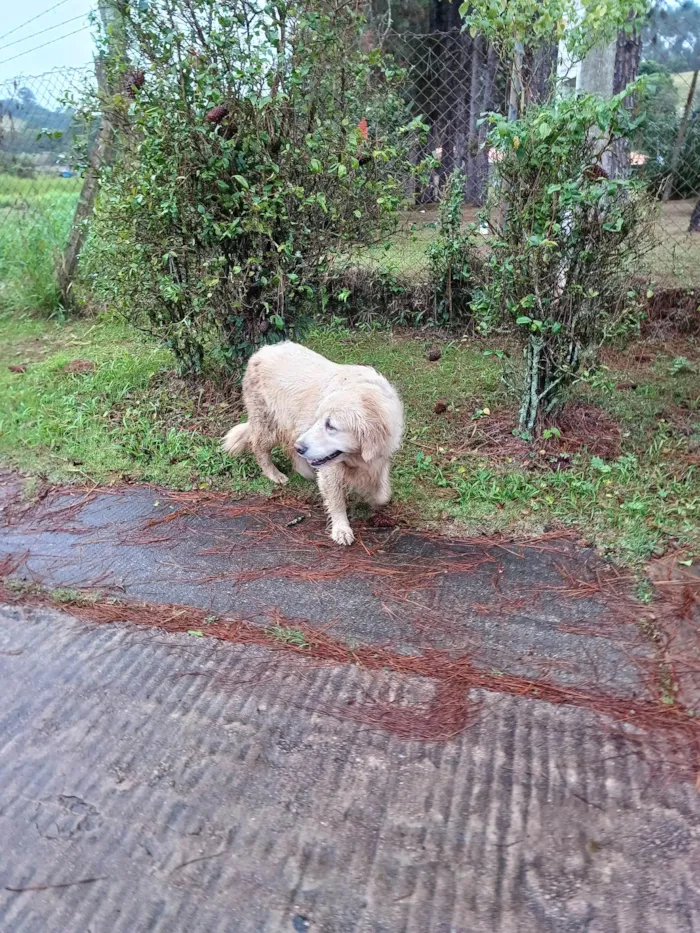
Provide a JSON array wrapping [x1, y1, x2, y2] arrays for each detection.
[[0, 603, 697, 933], [0, 483, 652, 696], [0, 477, 697, 931]]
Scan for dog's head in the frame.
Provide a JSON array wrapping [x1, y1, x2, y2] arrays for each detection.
[[294, 390, 390, 469]]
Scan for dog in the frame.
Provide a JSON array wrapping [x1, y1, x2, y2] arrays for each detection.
[[222, 341, 403, 545]]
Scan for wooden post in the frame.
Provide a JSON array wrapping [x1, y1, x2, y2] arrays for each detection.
[[57, 1, 118, 306]]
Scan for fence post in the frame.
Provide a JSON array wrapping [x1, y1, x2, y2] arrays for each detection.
[[57, 1, 118, 306]]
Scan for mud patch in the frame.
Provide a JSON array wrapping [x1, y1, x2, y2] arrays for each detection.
[[458, 401, 622, 464], [643, 288, 700, 337]]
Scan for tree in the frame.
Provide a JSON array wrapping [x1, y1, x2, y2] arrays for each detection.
[[690, 197, 700, 231], [609, 14, 644, 177], [461, 0, 650, 122], [369, 0, 500, 204], [482, 91, 653, 431]]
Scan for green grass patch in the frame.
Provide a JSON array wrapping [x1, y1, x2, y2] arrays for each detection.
[[0, 313, 265, 492], [0, 174, 81, 315], [0, 312, 698, 566], [354, 200, 700, 287]]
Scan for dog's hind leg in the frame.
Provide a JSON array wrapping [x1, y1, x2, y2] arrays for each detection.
[[243, 373, 288, 485], [317, 465, 354, 545], [251, 434, 288, 485]]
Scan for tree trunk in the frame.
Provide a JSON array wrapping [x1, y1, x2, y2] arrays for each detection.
[[689, 197, 700, 233], [577, 38, 617, 175], [613, 23, 642, 94], [422, 0, 472, 200], [508, 42, 525, 122], [465, 41, 499, 205], [523, 42, 557, 106], [609, 21, 642, 178], [57, 59, 115, 305], [58, 0, 121, 305]]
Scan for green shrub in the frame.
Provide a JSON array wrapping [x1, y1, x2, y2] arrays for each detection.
[[84, 0, 427, 373], [480, 89, 655, 431], [427, 168, 480, 326]]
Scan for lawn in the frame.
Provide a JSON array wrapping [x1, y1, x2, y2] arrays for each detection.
[[359, 201, 700, 287], [1, 310, 698, 569]]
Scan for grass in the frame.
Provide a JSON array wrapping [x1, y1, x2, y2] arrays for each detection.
[[0, 314, 268, 494], [356, 201, 700, 287], [0, 310, 698, 567], [0, 174, 82, 212], [0, 173, 82, 314]]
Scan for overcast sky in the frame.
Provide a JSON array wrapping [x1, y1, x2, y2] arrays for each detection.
[[0, 0, 97, 86]]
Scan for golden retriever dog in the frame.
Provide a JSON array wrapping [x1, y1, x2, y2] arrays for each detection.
[[222, 342, 403, 545]]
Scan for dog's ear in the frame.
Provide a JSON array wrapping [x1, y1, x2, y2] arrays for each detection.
[[358, 393, 389, 463]]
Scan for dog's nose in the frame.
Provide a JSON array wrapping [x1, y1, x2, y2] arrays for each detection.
[[295, 442, 308, 456]]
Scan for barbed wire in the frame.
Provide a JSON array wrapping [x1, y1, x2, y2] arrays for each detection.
[[0, 0, 74, 44], [0, 26, 93, 66], [0, 14, 92, 53]]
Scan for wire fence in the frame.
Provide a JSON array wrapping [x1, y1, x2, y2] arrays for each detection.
[[0, 47, 698, 295], [0, 66, 93, 260]]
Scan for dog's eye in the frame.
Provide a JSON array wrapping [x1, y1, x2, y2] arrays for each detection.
[[325, 419, 337, 432]]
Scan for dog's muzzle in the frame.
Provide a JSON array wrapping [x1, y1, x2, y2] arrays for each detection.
[[307, 450, 342, 468]]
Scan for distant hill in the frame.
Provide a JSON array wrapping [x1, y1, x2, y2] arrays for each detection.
[[0, 88, 76, 155]]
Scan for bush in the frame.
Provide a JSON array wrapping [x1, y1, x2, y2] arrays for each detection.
[[427, 168, 480, 326], [0, 154, 37, 179], [480, 89, 654, 431], [84, 0, 426, 373]]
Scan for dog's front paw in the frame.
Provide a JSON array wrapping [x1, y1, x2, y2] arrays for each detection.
[[331, 523, 355, 546]]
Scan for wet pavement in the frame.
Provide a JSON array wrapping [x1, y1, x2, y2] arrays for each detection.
[[0, 474, 698, 932]]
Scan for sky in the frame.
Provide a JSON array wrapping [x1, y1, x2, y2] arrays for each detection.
[[0, 0, 97, 86]]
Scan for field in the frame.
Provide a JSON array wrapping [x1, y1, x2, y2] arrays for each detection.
[[0, 173, 82, 212], [1, 311, 698, 570], [0, 173, 81, 313]]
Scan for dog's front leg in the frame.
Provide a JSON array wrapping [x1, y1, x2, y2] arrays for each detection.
[[317, 465, 354, 546]]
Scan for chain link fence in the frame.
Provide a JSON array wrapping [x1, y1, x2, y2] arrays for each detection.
[[0, 49, 698, 299], [0, 67, 93, 273], [635, 66, 700, 286], [361, 34, 700, 287]]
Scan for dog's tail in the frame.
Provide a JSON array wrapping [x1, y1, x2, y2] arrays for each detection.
[[221, 423, 251, 456]]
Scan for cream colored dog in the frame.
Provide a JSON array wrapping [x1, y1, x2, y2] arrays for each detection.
[[222, 341, 403, 545]]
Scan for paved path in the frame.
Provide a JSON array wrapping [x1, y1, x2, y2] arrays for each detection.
[[0, 476, 697, 932]]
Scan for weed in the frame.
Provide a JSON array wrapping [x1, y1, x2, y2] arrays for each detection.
[[265, 623, 309, 648], [0, 186, 79, 316], [50, 587, 99, 606], [669, 356, 696, 376]]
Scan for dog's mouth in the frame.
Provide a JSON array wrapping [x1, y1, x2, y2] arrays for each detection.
[[308, 450, 343, 468]]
